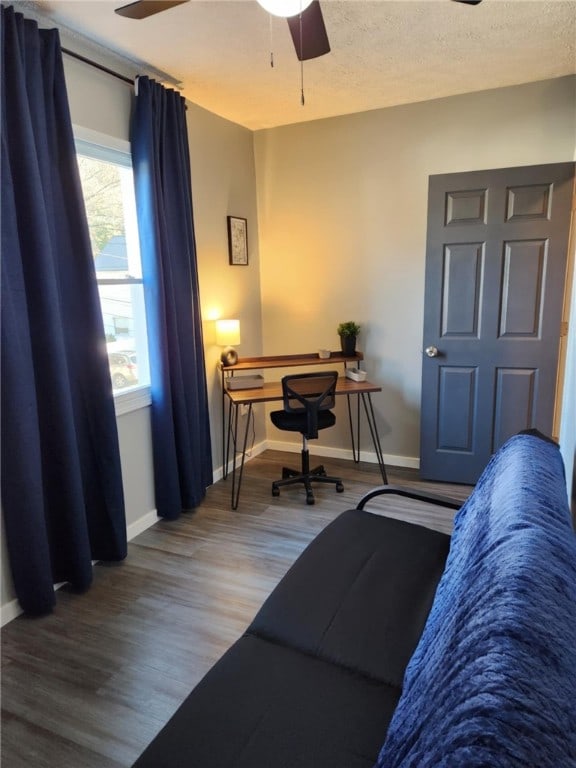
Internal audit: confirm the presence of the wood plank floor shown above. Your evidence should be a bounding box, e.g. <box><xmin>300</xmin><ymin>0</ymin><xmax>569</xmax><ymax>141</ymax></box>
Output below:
<box><xmin>1</xmin><ymin>451</ymin><xmax>472</xmax><ymax>768</ymax></box>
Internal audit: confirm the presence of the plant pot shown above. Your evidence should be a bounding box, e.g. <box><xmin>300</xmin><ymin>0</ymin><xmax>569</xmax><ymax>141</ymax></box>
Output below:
<box><xmin>339</xmin><ymin>334</ymin><xmax>357</xmax><ymax>356</ymax></box>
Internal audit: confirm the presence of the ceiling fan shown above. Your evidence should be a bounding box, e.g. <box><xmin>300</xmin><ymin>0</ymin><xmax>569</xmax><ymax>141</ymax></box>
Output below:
<box><xmin>115</xmin><ymin>0</ymin><xmax>482</xmax><ymax>62</ymax></box>
<box><xmin>115</xmin><ymin>1</ymin><xmax>189</xmax><ymax>21</ymax></box>
<box><xmin>113</xmin><ymin>0</ymin><xmax>329</xmax><ymax>60</ymax></box>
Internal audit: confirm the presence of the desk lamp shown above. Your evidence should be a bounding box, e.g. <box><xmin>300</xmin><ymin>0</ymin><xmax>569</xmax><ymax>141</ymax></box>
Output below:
<box><xmin>257</xmin><ymin>0</ymin><xmax>313</xmax><ymax>15</ymax></box>
<box><xmin>216</xmin><ymin>319</ymin><xmax>241</xmax><ymax>366</ymax></box>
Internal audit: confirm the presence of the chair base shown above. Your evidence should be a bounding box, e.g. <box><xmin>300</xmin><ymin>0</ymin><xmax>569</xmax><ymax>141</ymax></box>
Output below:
<box><xmin>271</xmin><ymin>450</ymin><xmax>344</xmax><ymax>505</ymax></box>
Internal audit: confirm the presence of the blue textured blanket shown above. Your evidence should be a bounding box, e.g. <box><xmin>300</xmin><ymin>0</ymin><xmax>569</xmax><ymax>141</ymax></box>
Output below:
<box><xmin>375</xmin><ymin>434</ymin><xmax>576</xmax><ymax>768</ymax></box>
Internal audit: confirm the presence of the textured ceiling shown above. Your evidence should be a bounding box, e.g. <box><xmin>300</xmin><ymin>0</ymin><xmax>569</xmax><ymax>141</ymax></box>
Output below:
<box><xmin>30</xmin><ymin>0</ymin><xmax>576</xmax><ymax>130</ymax></box>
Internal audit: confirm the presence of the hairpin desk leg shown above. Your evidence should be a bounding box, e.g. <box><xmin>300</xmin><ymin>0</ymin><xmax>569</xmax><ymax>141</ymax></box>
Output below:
<box><xmin>222</xmin><ymin>380</ymin><xmax>227</xmax><ymax>479</ymax></box>
<box><xmin>230</xmin><ymin>403</ymin><xmax>253</xmax><ymax>510</ymax></box>
<box><xmin>361</xmin><ymin>393</ymin><xmax>387</xmax><ymax>484</ymax></box>
<box><xmin>346</xmin><ymin>393</ymin><xmax>361</xmax><ymax>463</ymax></box>
<box><xmin>224</xmin><ymin>397</ymin><xmax>234</xmax><ymax>479</ymax></box>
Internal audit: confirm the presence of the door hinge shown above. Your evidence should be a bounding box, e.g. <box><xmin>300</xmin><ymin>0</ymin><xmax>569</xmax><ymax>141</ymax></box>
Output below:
<box><xmin>560</xmin><ymin>320</ymin><xmax>569</xmax><ymax>338</ymax></box>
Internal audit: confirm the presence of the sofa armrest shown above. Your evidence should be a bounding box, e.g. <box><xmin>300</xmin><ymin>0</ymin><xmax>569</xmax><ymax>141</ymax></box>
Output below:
<box><xmin>356</xmin><ymin>485</ymin><xmax>462</xmax><ymax>512</ymax></box>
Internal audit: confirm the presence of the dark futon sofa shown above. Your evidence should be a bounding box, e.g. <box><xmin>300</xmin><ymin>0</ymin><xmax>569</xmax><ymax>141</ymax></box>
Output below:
<box><xmin>133</xmin><ymin>432</ymin><xmax>576</xmax><ymax>768</ymax></box>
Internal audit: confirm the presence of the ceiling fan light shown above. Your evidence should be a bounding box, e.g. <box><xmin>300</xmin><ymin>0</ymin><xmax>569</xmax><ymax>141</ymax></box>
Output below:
<box><xmin>257</xmin><ymin>0</ymin><xmax>313</xmax><ymax>18</ymax></box>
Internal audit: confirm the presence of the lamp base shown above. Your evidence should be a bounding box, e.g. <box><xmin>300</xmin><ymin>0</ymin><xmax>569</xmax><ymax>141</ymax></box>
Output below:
<box><xmin>220</xmin><ymin>346</ymin><xmax>238</xmax><ymax>366</ymax></box>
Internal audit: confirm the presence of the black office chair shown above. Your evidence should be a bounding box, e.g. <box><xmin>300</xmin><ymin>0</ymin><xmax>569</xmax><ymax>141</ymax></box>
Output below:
<box><xmin>270</xmin><ymin>371</ymin><xmax>344</xmax><ymax>505</ymax></box>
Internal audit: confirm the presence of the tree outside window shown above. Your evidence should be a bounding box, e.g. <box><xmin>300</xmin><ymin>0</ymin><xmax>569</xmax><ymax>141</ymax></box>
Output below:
<box><xmin>76</xmin><ymin>141</ymin><xmax>149</xmax><ymax>393</ymax></box>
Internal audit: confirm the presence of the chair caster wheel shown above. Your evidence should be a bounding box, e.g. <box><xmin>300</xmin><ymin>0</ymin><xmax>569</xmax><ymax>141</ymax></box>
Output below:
<box><xmin>306</xmin><ymin>493</ymin><xmax>315</xmax><ymax>505</ymax></box>
<box><xmin>336</xmin><ymin>482</ymin><xmax>344</xmax><ymax>493</ymax></box>
<box><xmin>272</xmin><ymin>486</ymin><xmax>280</xmax><ymax>497</ymax></box>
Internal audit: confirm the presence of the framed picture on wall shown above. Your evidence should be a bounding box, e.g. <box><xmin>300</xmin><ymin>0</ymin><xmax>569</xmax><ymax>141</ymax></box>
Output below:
<box><xmin>227</xmin><ymin>216</ymin><xmax>248</xmax><ymax>265</ymax></box>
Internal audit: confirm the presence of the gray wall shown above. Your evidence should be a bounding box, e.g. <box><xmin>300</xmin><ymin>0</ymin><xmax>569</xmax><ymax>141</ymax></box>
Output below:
<box><xmin>254</xmin><ymin>77</ymin><xmax>576</xmax><ymax>466</ymax></box>
<box><xmin>2</xmin><ymin>26</ymin><xmax>574</xmax><ymax>620</ymax></box>
<box><xmin>187</xmin><ymin>101</ymin><xmax>265</xmax><ymax>470</ymax></box>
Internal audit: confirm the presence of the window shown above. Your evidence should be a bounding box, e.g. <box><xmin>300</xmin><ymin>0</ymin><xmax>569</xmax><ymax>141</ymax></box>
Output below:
<box><xmin>75</xmin><ymin>133</ymin><xmax>150</xmax><ymax>400</ymax></box>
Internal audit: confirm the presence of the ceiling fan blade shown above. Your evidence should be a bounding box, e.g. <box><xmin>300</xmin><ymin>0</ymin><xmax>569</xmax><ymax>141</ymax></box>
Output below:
<box><xmin>287</xmin><ymin>1</ymin><xmax>330</xmax><ymax>62</ymax></box>
<box><xmin>451</xmin><ymin>0</ymin><xmax>483</xmax><ymax>4</ymax></box>
<box><xmin>115</xmin><ymin>0</ymin><xmax>189</xmax><ymax>20</ymax></box>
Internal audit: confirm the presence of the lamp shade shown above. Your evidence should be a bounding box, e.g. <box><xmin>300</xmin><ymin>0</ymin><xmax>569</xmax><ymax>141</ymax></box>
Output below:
<box><xmin>257</xmin><ymin>0</ymin><xmax>313</xmax><ymax>18</ymax></box>
<box><xmin>215</xmin><ymin>319</ymin><xmax>241</xmax><ymax>347</ymax></box>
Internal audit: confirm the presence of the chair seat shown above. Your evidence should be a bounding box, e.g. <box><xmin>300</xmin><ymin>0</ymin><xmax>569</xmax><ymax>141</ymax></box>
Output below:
<box><xmin>270</xmin><ymin>409</ymin><xmax>336</xmax><ymax>436</ymax></box>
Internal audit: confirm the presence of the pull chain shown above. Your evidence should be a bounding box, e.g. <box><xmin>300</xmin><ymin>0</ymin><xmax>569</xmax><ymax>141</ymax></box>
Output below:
<box><xmin>267</xmin><ymin>5</ymin><xmax>306</xmax><ymax>106</ymax></box>
<box><xmin>269</xmin><ymin>13</ymin><xmax>274</xmax><ymax>67</ymax></box>
<box><xmin>300</xmin><ymin>10</ymin><xmax>305</xmax><ymax>105</ymax></box>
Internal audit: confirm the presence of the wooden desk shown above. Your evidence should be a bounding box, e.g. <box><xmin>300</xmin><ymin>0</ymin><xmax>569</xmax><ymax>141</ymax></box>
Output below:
<box><xmin>221</xmin><ymin>351</ymin><xmax>364</xmax><ymax>373</ymax></box>
<box><xmin>220</xmin><ymin>353</ymin><xmax>387</xmax><ymax>509</ymax></box>
<box><xmin>225</xmin><ymin>377</ymin><xmax>381</xmax><ymax>405</ymax></box>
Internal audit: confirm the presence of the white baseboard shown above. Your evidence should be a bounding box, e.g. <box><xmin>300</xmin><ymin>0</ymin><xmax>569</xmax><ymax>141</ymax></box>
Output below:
<box><xmin>1</xmin><ymin>507</ymin><xmax>160</xmax><ymax>627</ymax></box>
<box><xmin>127</xmin><ymin>509</ymin><xmax>160</xmax><ymax>541</ymax></box>
<box><xmin>266</xmin><ymin>439</ymin><xmax>420</xmax><ymax>470</ymax></box>
<box><xmin>1</xmin><ymin>598</ymin><xmax>23</xmax><ymax>627</ymax></box>
<box><xmin>210</xmin><ymin>437</ymin><xmax>418</xmax><ymax>479</ymax></box>
<box><xmin>212</xmin><ymin>439</ymin><xmax>268</xmax><ymax>483</ymax></box>
<box><xmin>1</xmin><ymin>440</ymin><xmax>416</xmax><ymax>627</ymax></box>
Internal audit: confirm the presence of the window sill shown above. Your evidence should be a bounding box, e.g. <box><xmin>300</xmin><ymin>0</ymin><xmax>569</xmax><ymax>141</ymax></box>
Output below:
<box><xmin>114</xmin><ymin>385</ymin><xmax>151</xmax><ymax>417</ymax></box>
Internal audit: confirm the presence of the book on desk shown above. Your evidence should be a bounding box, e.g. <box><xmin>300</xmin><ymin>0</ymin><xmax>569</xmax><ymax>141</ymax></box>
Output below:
<box><xmin>225</xmin><ymin>374</ymin><xmax>264</xmax><ymax>390</ymax></box>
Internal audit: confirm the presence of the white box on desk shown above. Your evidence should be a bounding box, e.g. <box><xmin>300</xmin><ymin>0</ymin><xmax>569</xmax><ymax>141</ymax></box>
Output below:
<box><xmin>345</xmin><ymin>368</ymin><xmax>367</xmax><ymax>382</ymax></box>
<box><xmin>226</xmin><ymin>374</ymin><xmax>264</xmax><ymax>390</ymax></box>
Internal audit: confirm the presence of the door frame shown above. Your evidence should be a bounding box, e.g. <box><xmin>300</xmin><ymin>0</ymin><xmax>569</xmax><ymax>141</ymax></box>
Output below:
<box><xmin>553</xmin><ymin>178</ymin><xmax>576</xmax><ymax>440</ymax></box>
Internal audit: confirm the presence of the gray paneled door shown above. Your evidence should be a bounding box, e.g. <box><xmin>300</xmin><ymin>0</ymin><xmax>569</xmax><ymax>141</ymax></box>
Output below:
<box><xmin>420</xmin><ymin>163</ymin><xmax>574</xmax><ymax>484</ymax></box>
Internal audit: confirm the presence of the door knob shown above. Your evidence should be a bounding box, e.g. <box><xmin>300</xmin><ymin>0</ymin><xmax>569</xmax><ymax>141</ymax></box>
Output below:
<box><xmin>425</xmin><ymin>346</ymin><xmax>439</xmax><ymax>358</ymax></box>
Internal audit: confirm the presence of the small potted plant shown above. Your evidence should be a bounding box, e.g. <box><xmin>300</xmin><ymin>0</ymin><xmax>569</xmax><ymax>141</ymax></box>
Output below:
<box><xmin>337</xmin><ymin>321</ymin><xmax>361</xmax><ymax>356</ymax></box>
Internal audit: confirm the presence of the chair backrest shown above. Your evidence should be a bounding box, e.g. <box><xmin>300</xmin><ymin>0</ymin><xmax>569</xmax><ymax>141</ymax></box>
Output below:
<box><xmin>281</xmin><ymin>371</ymin><xmax>338</xmax><ymax>439</ymax></box>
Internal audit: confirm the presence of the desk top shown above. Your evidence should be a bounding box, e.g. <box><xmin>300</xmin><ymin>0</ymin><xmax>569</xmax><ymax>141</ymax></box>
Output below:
<box><xmin>220</xmin><ymin>351</ymin><xmax>363</xmax><ymax>373</ymax></box>
<box><xmin>225</xmin><ymin>376</ymin><xmax>381</xmax><ymax>404</ymax></box>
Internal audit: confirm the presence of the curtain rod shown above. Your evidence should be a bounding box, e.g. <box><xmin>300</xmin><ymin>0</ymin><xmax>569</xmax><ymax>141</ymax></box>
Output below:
<box><xmin>62</xmin><ymin>47</ymin><xmax>134</xmax><ymax>86</ymax></box>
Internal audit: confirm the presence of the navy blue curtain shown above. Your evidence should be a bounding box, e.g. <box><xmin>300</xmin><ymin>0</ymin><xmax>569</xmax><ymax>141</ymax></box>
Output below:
<box><xmin>131</xmin><ymin>76</ymin><xmax>212</xmax><ymax>520</ymax></box>
<box><xmin>1</xmin><ymin>6</ymin><xmax>127</xmax><ymax>616</ymax></box>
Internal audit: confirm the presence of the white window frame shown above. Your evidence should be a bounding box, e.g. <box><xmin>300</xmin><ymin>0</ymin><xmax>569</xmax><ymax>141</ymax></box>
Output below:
<box><xmin>74</xmin><ymin>126</ymin><xmax>151</xmax><ymax>416</ymax></box>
